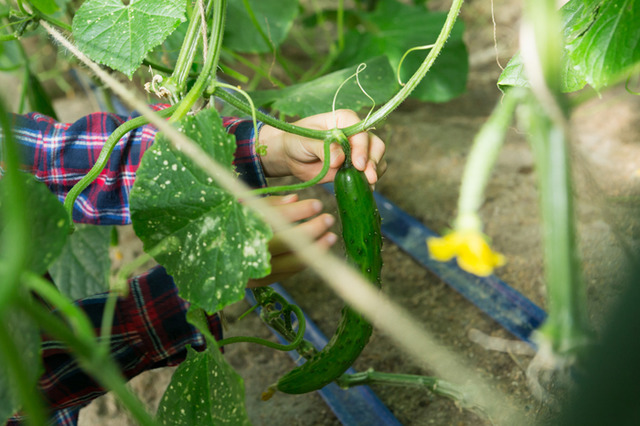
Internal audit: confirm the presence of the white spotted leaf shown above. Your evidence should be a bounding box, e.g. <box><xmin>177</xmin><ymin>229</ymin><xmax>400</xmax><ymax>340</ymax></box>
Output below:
<box><xmin>72</xmin><ymin>0</ymin><xmax>186</xmax><ymax>78</ymax></box>
<box><xmin>130</xmin><ymin>108</ymin><xmax>272</xmax><ymax>313</ymax></box>
<box><xmin>156</xmin><ymin>345</ymin><xmax>250</xmax><ymax>425</ymax></box>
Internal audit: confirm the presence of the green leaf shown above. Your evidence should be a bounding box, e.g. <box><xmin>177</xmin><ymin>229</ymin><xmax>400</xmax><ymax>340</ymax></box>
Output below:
<box><xmin>156</xmin><ymin>345</ymin><xmax>251</xmax><ymax>425</ymax></box>
<box><xmin>0</xmin><ymin>174</ymin><xmax>69</xmax><ymax>275</ymax></box>
<box><xmin>334</xmin><ymin>1</ymin><xmax>468</xmax><ymax>103</ymax></box>
<box><xmin>48</xmin><ymin>225</ymin><xmax>111</xmax><ymax>300</ymax></box>
<box><xmin>250</xmin><ymin>56</ymin><xmax>398</xmax><ymax>117</ymax></box>
<box><xmin>29</xmin><ymin>0</ymin><xmax>59</xmax><ymax>14</ymax></box>
<box><xmin>565</xmin><ymin>0</ymin><xmax>640</xmax><ymax>90</ymax></box>
<box><xmin>0</xmin><ymin>303</ymin><xmax>41</xmax><ymax>422</ymax></box>
<box><xmin>130</xmin><ymin>108</ymin><xmax>272</xmax><ymax>313</ymax></box>
<box><xmin>224</xmin><ymin>0</ymin><xmax>298</xmax><ymax>53</ymax></box>
<box><xmin>72</xmin><ymin>0</ymin><xmax>186</xmax><ymax>78</ymax></box>
<box><xmin>499</xmin><ymin>0</ymin><xmax>640</xmax><ymax>92</ymax></box>
<box><xmin>26</xmin><ymin>69</ymin><xmax>58</xmax><ymax>120</ymax></box>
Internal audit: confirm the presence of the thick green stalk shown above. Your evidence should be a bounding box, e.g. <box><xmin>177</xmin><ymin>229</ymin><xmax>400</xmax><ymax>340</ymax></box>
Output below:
<box><xmin>0</xmin><ymin>99</ymin><xmax>28</xmax><ymax>311</ymax></box>
<box><xmin>165</xmin><ymin>0</ymin><xmax>211</xmax><ymax>97</ymax></box>
<box><xmin>171</xmin><ymin>0</ymin><xmax>226</xmax><ymax>122</ymax></box>
<box><xmin>521</xmin><ymin>0</ymin><xmax>590</xmax><ymax>353</ymax></box>
<box><xmin>521</xmin><ymin>98</ymin><xmax>590</xmax><ymax>354</ymax></box>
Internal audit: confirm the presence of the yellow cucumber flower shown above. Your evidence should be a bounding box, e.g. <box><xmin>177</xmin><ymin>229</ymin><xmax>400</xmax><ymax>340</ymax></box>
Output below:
<box><xmin>427</xmin><ymin>229</ymin><xmax>505</xmax><ymax>277</ymax></box>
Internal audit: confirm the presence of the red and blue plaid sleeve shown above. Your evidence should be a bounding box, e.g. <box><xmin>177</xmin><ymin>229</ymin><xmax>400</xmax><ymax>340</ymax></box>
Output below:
<box><xmin>6</xmin><ymin>266</ymin><xmax>222</xmax><ymax>426</ymax></box>
<box><xmin>6</xmin><ymin>106</ymin><xmax>266</xmax><ymax>225</ymax></box>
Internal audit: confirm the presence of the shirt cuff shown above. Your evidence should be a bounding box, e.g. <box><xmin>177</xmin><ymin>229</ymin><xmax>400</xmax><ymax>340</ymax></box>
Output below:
<box><xmin>223</xmin><ymin>117</ymin><xmax>268</xmax><ymax>189</ymax></box>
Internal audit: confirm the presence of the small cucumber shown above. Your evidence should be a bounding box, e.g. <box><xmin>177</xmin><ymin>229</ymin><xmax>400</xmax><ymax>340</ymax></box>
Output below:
<box><xmin>275</xmin><ymin>160</ymin><xmax>382</xmax><ymax>395</ymax></box>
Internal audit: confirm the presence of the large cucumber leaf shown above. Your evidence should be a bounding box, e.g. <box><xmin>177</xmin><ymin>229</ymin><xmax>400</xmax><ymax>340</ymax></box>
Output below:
<box><xmin>48</xmin><ymin>225</ymin><xmax>111</xmax><ymax>300</ymax></box>
<box><xmin>334</xmin><ymin>1</ymin><xmax>468</xmax><ymax>103</ymax></box>
<box><xmin>499</xmin><ymin>0</ymin><xmax>640</xmax><ymax>92</ymax></box>
<box><xmin>249</xmin><ymin>56</ymin><xmax>397</xmax><ymax>117</ymax></box>
<box><xmin>72</xmin><ymin>0</ymin><xmax>186</xmax><ymax>78</ymax></box>
<box><xmin>156</xmin><ymin>345</ymin><xmax>250</xmax><ymax>425</ymax></box>
<box><xmin>130</xmin><ymin>108</ymin><xmax>271</xmax><ymax>313</ymax></box>
<box><xmin>224</xmin><ymin>0</ymin><xmax>298</xmax><ymax>53</ymax></box>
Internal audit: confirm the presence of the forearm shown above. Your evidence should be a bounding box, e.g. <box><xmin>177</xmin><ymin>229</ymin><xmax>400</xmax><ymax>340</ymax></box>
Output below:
<box><xmin>2</xmin><ymin>108</ymin><xmax>267</xmax><ymax>225</ymax></box>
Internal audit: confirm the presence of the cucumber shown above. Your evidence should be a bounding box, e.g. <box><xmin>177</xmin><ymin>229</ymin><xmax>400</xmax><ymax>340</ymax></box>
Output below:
<box><xmin>275</xmin><ymin>159</ymin><xmax>382</xmax><ymax>395</ymax></box>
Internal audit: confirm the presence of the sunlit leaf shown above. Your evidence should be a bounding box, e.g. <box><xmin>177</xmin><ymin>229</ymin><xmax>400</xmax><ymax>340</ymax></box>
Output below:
<box><xmin>564</xmin><ymin>0</ymin><xmax>640</xmax><ymax>90</ymax></box>
<box><xmin>156</xmin><ymin>345</ymin><xmax>250</xmax><ymax>425</ymax></box>
<box><xmin>334</xmin><ymin>1</ymin><xmax>468</xmax><ymax>103</ymax></box>
<box><xmin>499</xmin><ymin>0</ymin><xmax>640</xmax><ymax>92</ymax></box>
<box><xmin>72</xmin><ymin>0</ymin><xmax>186</xmax><ymax>77</ymax></box>
<box><xmin>250</xmin><ymin>56</ymin><xmax>397</xmax><ymax>117</ymax></box>
<box><xmin>130</xmin><ymin>108</ymin><xmax>272</xmax><ymax>313</ymax></box>
<box><xmin>48</xmin><ymin>225</ymin><xmax>111</xmax><ymax>300</ymax></box>
<box><xmin>224</xmin><ymin>0</ymin><xmax>298</xmax><ymax>53</ymax></box>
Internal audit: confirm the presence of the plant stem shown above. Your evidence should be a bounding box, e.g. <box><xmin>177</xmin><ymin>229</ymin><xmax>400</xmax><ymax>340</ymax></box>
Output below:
<box><xmin>249</xmin><ymin>136</ymin><xmax>334</xmax><ymax>195</ymax></box>
<box><xmin>217</xmin><ymin>304</ymin><xmax>306</xmax><ymax>351</ymax></box>
<box><xmin>336</xmin><ymin>370</ymin><xmax>486</xmax><ymax>417</ymax></box>
<box><xmin>0</xmin><ymin>318</ymin><xmax>48</xmax><ymax>426</ymax></box>
<box><xmin>520</xmin><ymin>0</ymin><xmax>590</xmax><ymax>354</ymax></box>
<box><xmin>455</xmin><ymin>90</ymin><xmax>519</xmax><ymax>230</ymax></box>
<box><xmin>166</xmin><ymin>0</ymin><xmax>210</xmax><ymax>97</ymax></box>
<box><xmin>0</xmin><ymin>99</ymin><xmax>28</xmax><ymax>311</ymax></box>
<box><xmin>170</xmin><ymin>0</ymin><xmax>226</xmax><ymax>122</ymax></box>
<box><xmin>63</xmin><ymin>106</ymin><xmax>178</xmax><ymax>228</ymax></box>
<box><xmin>213</xmin><ymin>87</ymin><xmax>329</xmax><ymax>139</ymax></box>
<box><xmin>22</xmin><ymin>272</ymin><xmax>97</xmax><ymax>343</ymax></box>
<box><xmin>17</xmin><ymin>290</ymin><xmax>158</xmax><ymax>426</ymax></box>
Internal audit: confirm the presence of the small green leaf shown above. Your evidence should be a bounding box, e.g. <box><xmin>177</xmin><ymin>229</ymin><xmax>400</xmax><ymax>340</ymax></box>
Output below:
<box><xmin>224</xmin><ymin>0</ymin><xmax>298</xmax><ymax>53</ymax></box>
<box><xmin>72</xmin><ymin>0</ymin><xmax>186</xmax><ymax>77</ymax></box>
<box><xmin>334</xmin><ymin>1</ymin><xmax>468</xmax><ymax>103</ymax></box>
<box><xmin>250</xmin><ymin>56</ymin><xmax>398</xmax><ymax>117</ymax></box>
<box><xmin>0</xmin><ymin>303</ymin><xmax>41</xmax><ymax>422</ymax></box>
<box><xmin>0</xmin><ymin>174</ymin><xmax>69</xmax><ymax>274</ymax></box>
<box><xmin>156</xmin><ymin>345</ymin><xmax>251</xmax><ymax>425</ymax></box>
<box><xmin>26</xmin><ymin>69</ymin><xmax>58</xmax><ymax>120</ymax></box>
<box><xmin>48</xmin><ymin>225</ymin><xmax>111</xmax><ymax>300</ymax></box>
<box><xmin>29</xmin><ymin>0</ymin><xmax>59</xmax><ymax>14</ymax></box>
<box><xmin>130</xmin><ymin>108</ymin><xmax>272</xmax><ymax>313</ymax></box>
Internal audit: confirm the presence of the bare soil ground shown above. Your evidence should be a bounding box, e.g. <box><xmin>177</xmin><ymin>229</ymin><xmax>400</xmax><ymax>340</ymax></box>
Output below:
<box><xmin>33</xmin><ymin>0</ymin><xmax>639</xmax><ymax>424</ymax></box>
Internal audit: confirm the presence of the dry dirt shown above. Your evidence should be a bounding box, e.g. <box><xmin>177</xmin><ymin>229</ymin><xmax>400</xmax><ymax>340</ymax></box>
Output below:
<box><xmin>30</xmin><ymin>0</ymin><xmax>640</xmax><ymax>424</ymax></box>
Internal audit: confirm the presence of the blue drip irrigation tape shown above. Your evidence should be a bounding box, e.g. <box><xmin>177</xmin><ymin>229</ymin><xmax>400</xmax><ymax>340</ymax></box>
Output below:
<box><xmin>370</xmin><ymin>187</ymin><xmax>548</xmax><ymax>346</ymax></box>
<box><xmin>245</xmin><ymin>285</ymin><xmax>402</xmax><ymax>426</ymax></box>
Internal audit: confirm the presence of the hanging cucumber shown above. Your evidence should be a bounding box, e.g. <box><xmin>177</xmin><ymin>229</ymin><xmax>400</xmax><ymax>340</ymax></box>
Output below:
<box><xmin>274</xmin><ymin>133</ymin><xmax>382</xmax><ymax>395</ymax></box>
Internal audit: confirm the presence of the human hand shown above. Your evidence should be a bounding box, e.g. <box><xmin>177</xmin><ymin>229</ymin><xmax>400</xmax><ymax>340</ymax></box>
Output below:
<box><xmin>247</xmin><ymin>194</ymin><xmax>337</xmax><ymax>288</ymax></box>
<box><xmin>257</xmin><ymin>110</ymin><xmax>387</xmax><ymax>185</ymax></box>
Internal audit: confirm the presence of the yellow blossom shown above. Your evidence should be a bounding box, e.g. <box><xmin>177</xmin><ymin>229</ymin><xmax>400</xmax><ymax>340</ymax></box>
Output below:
<box><xmin>427</xmin><ymin>230</ymin><xmax>505</xmax><ymax>277</ymax></box>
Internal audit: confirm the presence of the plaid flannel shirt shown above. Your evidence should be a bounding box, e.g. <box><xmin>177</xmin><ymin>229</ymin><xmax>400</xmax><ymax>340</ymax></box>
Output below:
<box><xmin>3</xmin><ymin>105</ymin><xmax>266</xmax><ymax>425</ymax></box>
